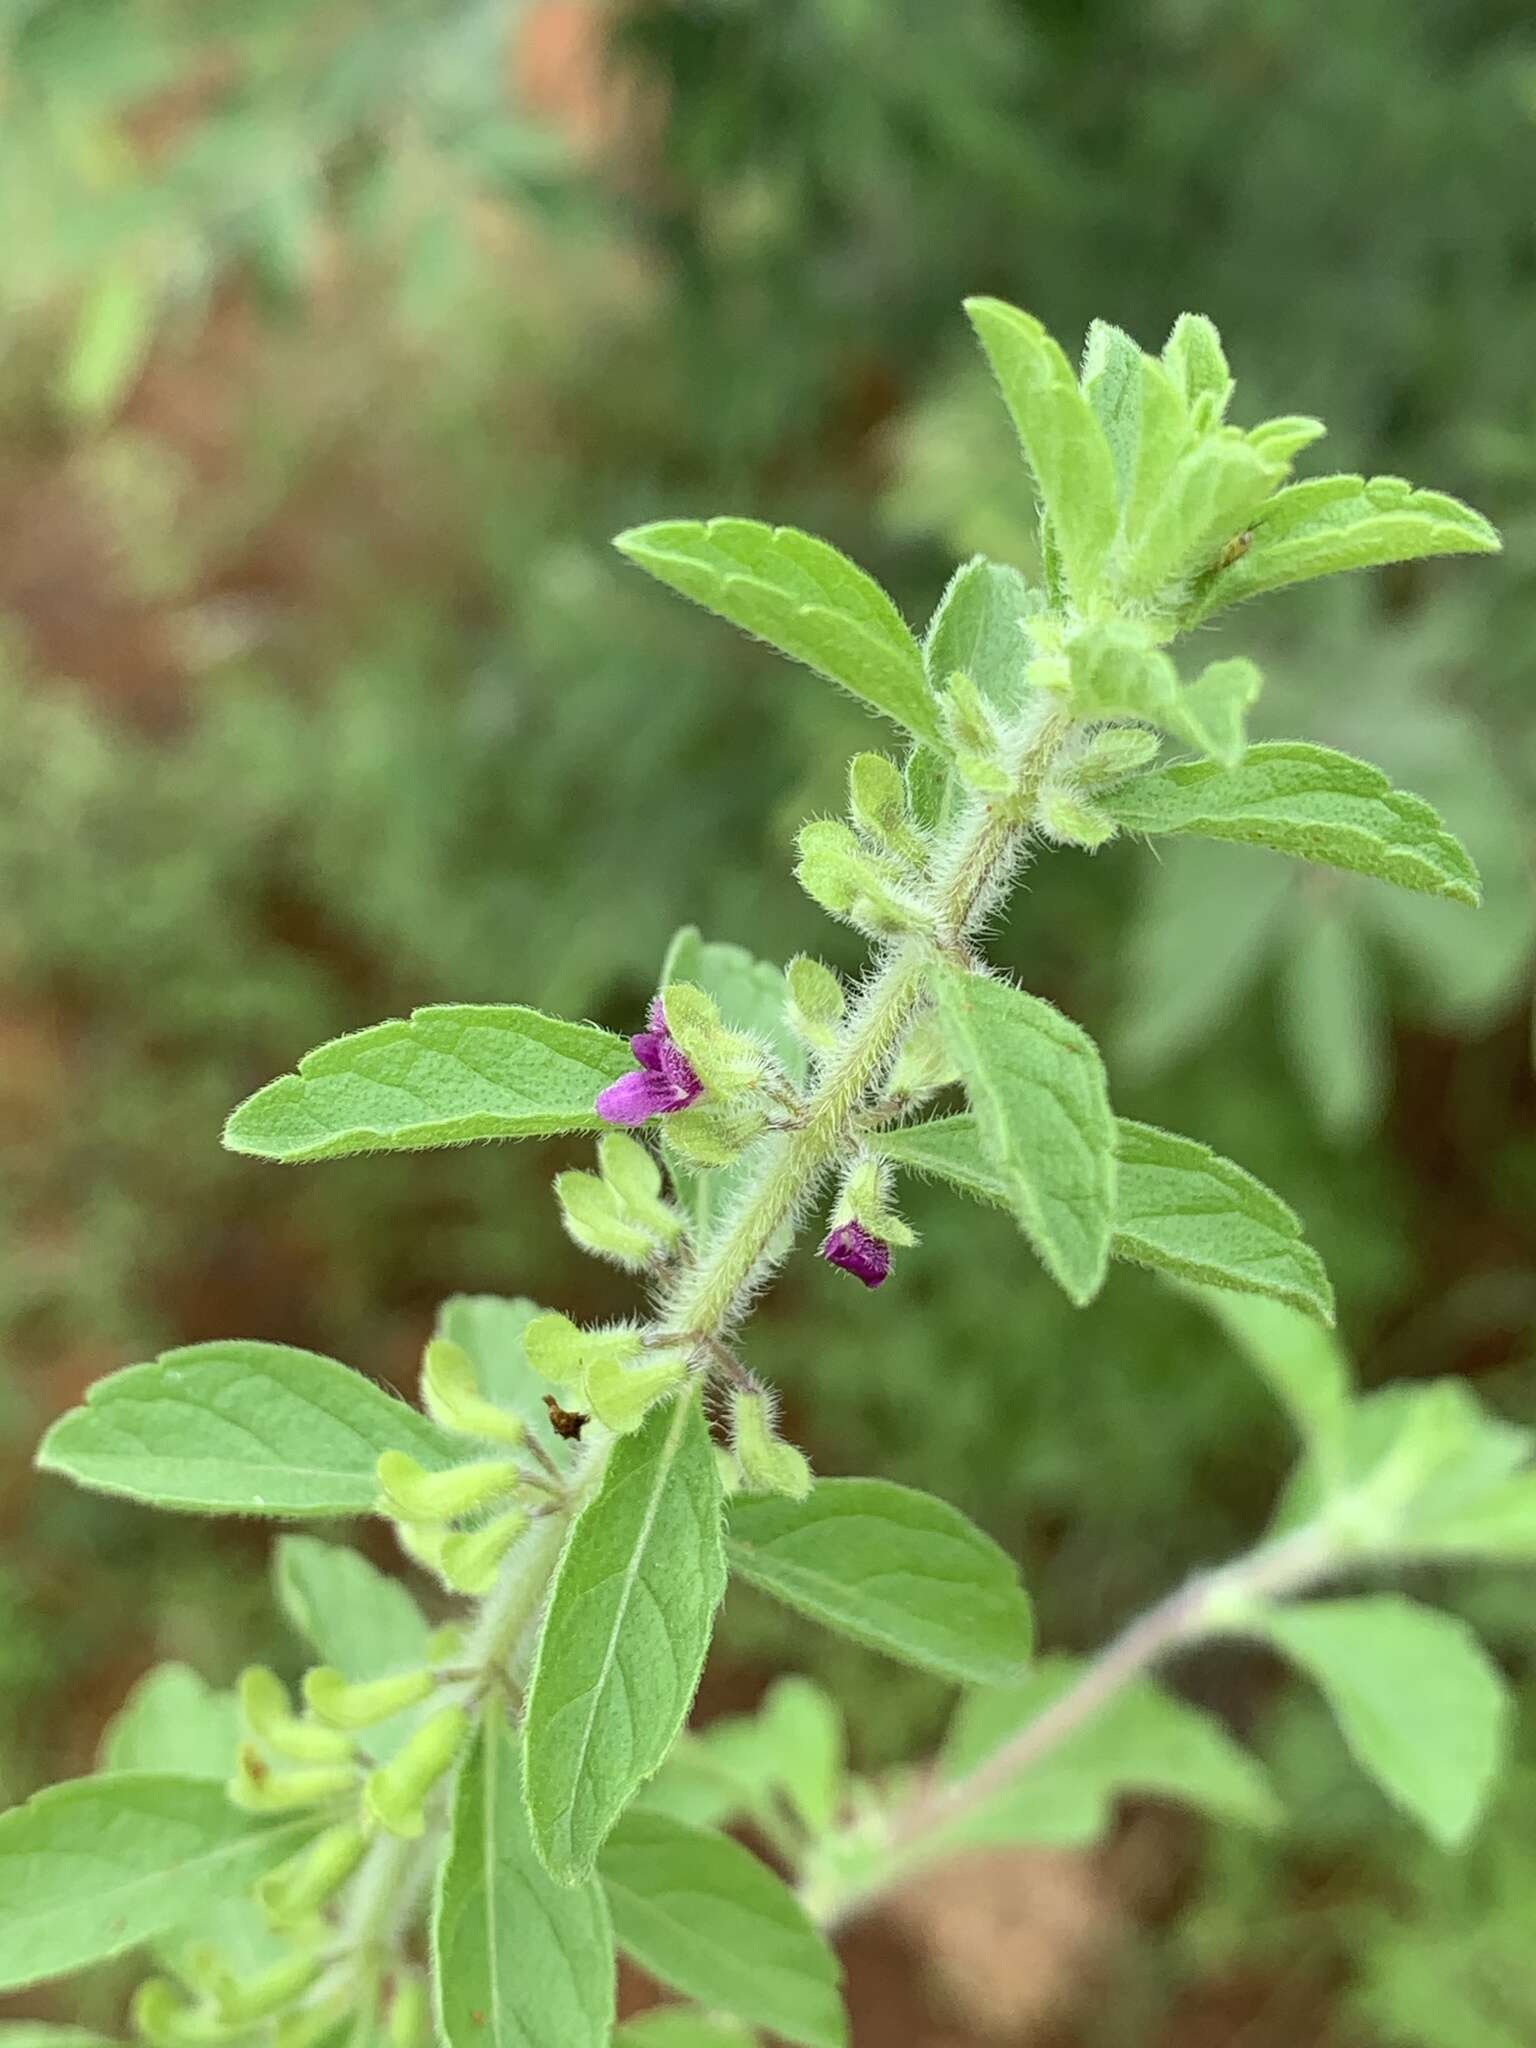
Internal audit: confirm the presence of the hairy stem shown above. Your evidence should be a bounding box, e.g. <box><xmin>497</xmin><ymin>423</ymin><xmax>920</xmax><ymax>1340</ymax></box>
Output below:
<box><xmin>807</xmin><ymin>1522</ymin><xmax>1333</xmax><ymax>1931</ymax></box>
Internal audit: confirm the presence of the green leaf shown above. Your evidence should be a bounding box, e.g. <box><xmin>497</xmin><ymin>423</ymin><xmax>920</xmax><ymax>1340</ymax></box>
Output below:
<box><xmin>759</xmin><ymin>1677</ymin><xmax>844</xmax><ymax>1836</ymax></box>
<box><xmin>1195</xmin><ymin>1292</ymin><xmax>1354</xmax><ymax>1468</ymax></box>
<box><xmin>434</xmin><ymin>1710</ymin><xmax>614</xmax><ymax>2048</ymax></box>
<box><xmin>1403</xmin><ymin>1474</ymin><xmax>1536</xmax><ymax>1562</ymax></box>
<box><xmin>1113</xmin><ymin>1119</ymin><xmax>1333</xmax><ymax>1321</ymax></box>
<box><xmin>931</xmin><ymin>963</ymin><xmax>1116</xmax><ymax>1305</ymax></box>
<box><xmin>941</xmin><ymin>1657</ymin><xmax>1279</xmax><ymax>1847</ymax></box>
<box><xmin>0</xmin><ymin>2030</ymin><xmax>119</xmax><ymax>2048</ymax></box>
<box><xmin>1124</xmin><ymin>433</ymin><xmax>1281</xmax><ymax>600</ymax></box>
<box><xmin>923</xmin><ymin>556</ymin><xmax>1036</xmax><ymax>713</ymax></box>
<box><xmin>223</xmin><ymin>1005</ymin><xmax>634</xmax><ymax>1163</ymax></box>
<box><xmin>1063</xmin><ymin>625</ymin><xmax>1257</xmax><ymax>768</ymax></box>
<box><xmin>1250</xmin><ymin>1598</ymin><xmax>1509</xmax><ymax>1847</ymax></box>
<box><xmin>726</xmin><ymin>1478</ymin><xmax>1032</xmax><ymax>1685</ymax></box>
<box><xmin>1161</xmin><ymin>313</ymin><xmax>1233</xmax><ymax>418</ymax></box>
<box><xmin>614</xmin><ymin>519</ymin><xmax>937</xmax><ymax>743</ymax></box>
<box><xmin>963</xmin><ymin>298</ymin><xmax>1118</xmax><ymax>605</ymax></box>
<box><xmin>601</xmin><ymin>1812</ymin><xmax>845</xmax><ymax>2048</ymax></box>
<box><xmin>877</xmin><ymin>1113</ymin><xmax>1332</xmax><ymax>1321</ymax></box>
<box><xmin>614</xmin><ymin>2016</ymin><xmax>755</xmax><ymax>2048</ymax></box>
<box><xmin>1190</xmin><ymin>472</ymin><xmax>1500</xmax><ymax>623</ymax></box>
<box><xmin>0</xmin><ymin>1776</ymin><xmax>314</xmax><ymax>1992</ymax></box>
<box><xmin>523</xmin><ymin>1395</ymin><xmax>726</xmax><ymax>1883</ymax></box>
<box><xmin>1102</xmin><ymin>742</ymin><xmax>1481</xmax><ymax>906</ymax></box>
<box><xmin>436</xmin><ymin>1293</ymin><xmax>576</xmax><ymax>1473</ymax></box>
<box><xmin>36</xmin><ymin>1341</ymin><xmax>458</xmax><ymax>1517</ymax></box>
<box><xmin>1279</xmin><ymin>905</ymin><xmax>1387</xmax><ymax>1141</ymax></box>
<box><xmin>273</xmin><ymin>1535</ymin><xmax>433</xmax><ymax>1760</ymax></box>
<box><xmin>1079</xmin><ymin>320</ymin><xmax>1148</xmax><ymax>505</ymax></box>
<box><xmin>58</xmin><ymin>264</ymin><xmax>155</xmax><ymax>422</ymax></box>
<box><xmin>99</xmin><ymin>1663</ymin><xmax>239</xmax><ymax>1779</ymax></box>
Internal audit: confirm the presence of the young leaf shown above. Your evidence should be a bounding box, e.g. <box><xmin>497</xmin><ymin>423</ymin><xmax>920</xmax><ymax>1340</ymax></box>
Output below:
<box><xmin>523</xmin><ymin>1395</ymin><xmax>726</xmax><ymax>1883</ymax></box>
<box><xmin>601</xmin><ymin>1811</ymin><xmax>845</xmax><ymax>2048</ymax></box>
<box><xmin>435</xmin><ymin>1710</ymin><xmax>615</xmax><ymax>2048</ymax></box>
<box><xmin>1101</xmin><ymin>742</ymin><xmax>1481</xmax><ymax>906</ymax></box>
<box><xmin>931</xmin><ymin>963</ymin><xmax>1117</xmax><ymax>1305</ymax></box>
<box><xmin>99</xmin><ymin>1664</ymin><xmax>239</xmax><ymax>1779</ymax></box>
<box><xmin>1249</xmin><ymin>1597</ymin><xmax>1508</xmax><ymax>1848</ymax></box>
<box><xmin>941</xmin><ymin>1656</ymin><xmax>1279</xmax><ymax>1847</ymax></box>
<box><xmin>1194</xmin><ymin>1291</ymin><xmax>1354</xmax><ymax>1468</ymax></box>
<box><xmin>1189</xmin><ymin>473</ymin><xmax>1500</xmax><ymax>623</ymax></box>
<box><xmin>37</xmin><ymin>1340</ymin><xmax>458</xmax><ymax>1516</ymax></box>
<box><xmin>726</xmin><ymin>1478</ymin><xmax>1033</xmax><ymax>1685</ymax></box>
<box><xmin>436</xmin><ymin>1293</ymin><xmax>576</xmax><ymax>1471</ymax></box>
<box><xmin>1162</xmin><ymin>312</ymin><xmax>1233</xmax><ymax>418</ymax></box>
<box><xmin>1123</xmin><ymin>434</ymin><xmax>1281</xmax><ymax>600</ymax></box>
<box><xmin>760</xmin><ymin>1676</ymin><xmax>845</xmax><ymax>1836</ymax></box>
<box><xmin>223</xmin><ymin>1005</ymin><xmax>634</xmax><ymax>1163</ymax></box>
<box><xmin>923</xmin><ymin>556</ymin><xmax>1035</xmax><ymax>713</ymax></box>
<box><xmin>963</xmin><ymin>298</ymin><xmax>1118</xmax><ymax>605</ymax></box>
<box><xmin>0</xmin><ymin>1776</ymin><xmax>314</xmax><ymax>1991</ymax></box>
<box><xmin>1079</xmin><ymin>320</ymin><xmax>1147</xmax><ymax>505</ymax></box>
<box><xmin>614</xmin><ymin>519</ymin><xmax>938</xmax><ymax>743</ymax></box>
<box><xmin>274</xmin><ymin>1535</ymin><xmax>433</xmax><ymax>1759</ymax></box>
<box><xmin>1063</xmin><ymin>625</ymin><xmax>1256</xmax><ymax>768</ymax></box>
<box><xmin>877</xmin><ymin>1113</ymin><xmax>1332</xmax><ymax>1321</ymax></box>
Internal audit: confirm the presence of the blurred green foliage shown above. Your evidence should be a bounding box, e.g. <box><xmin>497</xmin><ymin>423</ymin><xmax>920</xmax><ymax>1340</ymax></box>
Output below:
<box><xmin>2</xmin><ymin>0</ymin><xmax>1534</xmax><ymax>2039</ymax></box>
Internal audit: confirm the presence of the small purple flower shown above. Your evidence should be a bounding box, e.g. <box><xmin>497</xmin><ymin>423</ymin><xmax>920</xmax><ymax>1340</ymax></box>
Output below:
<box><xmin>596</xmin><ymin>996</ymin><xmax>704</xmax><ymax>1127</ymax></box>
<box><xmin>819</xmin><ymin>1219</ymin><xmax>891</xmax><ymax>1289</ymax></box>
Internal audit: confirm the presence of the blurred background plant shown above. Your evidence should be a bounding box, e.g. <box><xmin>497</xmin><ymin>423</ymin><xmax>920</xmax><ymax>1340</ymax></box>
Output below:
<box><xmin>1</xmin><ymin>1</ymin><xmax>1533</xmax><ymax>2041</ymax></box>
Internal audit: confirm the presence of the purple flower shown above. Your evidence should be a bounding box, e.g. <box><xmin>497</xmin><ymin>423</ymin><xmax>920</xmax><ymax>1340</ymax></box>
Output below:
<box><xmin>819</xmin><ymin>1219</ymin><xmax>891</xmax><ymax>1289</ymax></box>
<box><xmin>596</xmin><ymin>997</ymin><xmax>703</xmax><ymax>1127</ymax></box>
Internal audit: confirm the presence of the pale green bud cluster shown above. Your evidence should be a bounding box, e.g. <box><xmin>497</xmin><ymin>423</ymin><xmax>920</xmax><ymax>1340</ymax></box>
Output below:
<box><xmin>729</xmin><ymin>1384</ymin><xmax>812</xmax><ymax>1500</ymax></box>
<box><xmin>785</xmin><ymin>953</ymin><xmax>846</xmax><ymax>1053</ymax></box>
<box><xmin>936</xmin><ymin>671</ymin><xmax>1013</xmax><ymax>796</ymax></box>
<box><xmin>524</xmin><ymin>1311</ymin><xmax>688</xmax><ymax>1435</ymax></box>
<box><xmin>795</xmin><ymin>750</ymin><xmax>938</xmax><ymax>938</ymax></box>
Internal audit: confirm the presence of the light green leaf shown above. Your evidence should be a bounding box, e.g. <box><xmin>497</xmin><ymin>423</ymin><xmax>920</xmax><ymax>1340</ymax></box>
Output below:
<box><xmin>1161</xmin><ymin>313</ymin><xmax>1233</xmax><ymax>418</ymax></box>
<box><xmin>1102</xmin><ymin>742</ymin><xmax>1481</xmax><ymax>906</ymax></box>
<box><xmin>1406</xmin><ymin>1474</ymin><xmax>1536</xmax><ymax>1562</ymax></box>
<box><xmin>1124</xmin><ymin>433</ymin><xmax>1280</xmax><ymax>600</ymax></box>
<box><xmin>923</xmin><ymin>556</ymin><xmax>1036</xmax><ymax>713</ymax></box>
<box><xmin>941</xmin><ymin>1657</ymin><xmax>1279</xmax><ymax>1847</ymax></box>
<box><xmin>931</xmin><ymin>963</ymin><xmax>1116</xmax><ymax>1305</ymax></box>
<box><xmin>726</xmin><ymin>1478</ymin><xmax>1032</xmax><ymax>1685</ymax></box>
<box><xmin>523</xmin><ymin>1395</ymin><xmax>726</xmax><ymax>1883</ymax></box>
<box><xmin>1280</xmin><ymin>906</ymin><xmax>1387</xmax><ymax>1141</ymax></box>
<box><xmin>759</xmin><ymin>1677</ymin><xmax>845</xmax><ymax>1836</ymax></box>
<box><xmin>59</xmin><ymin>265</ymin><xmax>155</xmax><ymax>422</ymax></box>
<box><xmin>223</xmin><ymin>1005</ymin><xmax>634</xmax><ymax>1163</ymax></box>
<box><xmin>877</xmin><ymin>1113</ymin><xmax>1332</xmax><ymax>1321</ymax></box>
<box><xmin>963</xmin><ymin>298</ymin><xmax>1118</xmax><ymax>605</ymax></box>
<box><xmin>1250</xmin><ymin>1598</ymin><xmax>1509</xmax><ymax>1847</ymax></box>
<box><xmin>274</xmin><ymin>1535</ymin><xmax>433</xmax><ymax>1761</ymax></box>
<box><xmin>0</xmin><ymin>1776</ymin><xmax>314</xmax><ymax>1992</ymax></box>
<box><xmin>36</xmin><ymin>1341</ymin><xmax>458</xmax><ymax>1517</ymax></box>
<box><xmin>614</xmin><ymin>520</ymin><xmax>937</xmax><ymax>743</ymax></box>
<box><xmin>1063</xmin><ymin>625</ymin><xmax>1256</xmax><ymax>767</ymax></box>
<box><xmin>1190</xmin><ymin>473</ymin><xmax>1500</xmax><ymax>622</ymax></box>
<box><xmin>434</xmin><ymin>1710</ymin><xmax>614</xmax><ymax>2048</ymax></box>
<box><xmin>1195</xmin><ymin>1291</ymin><xmax>1354</xmax><ymax>1467</ymax></box>
<box><xmin>1079</xmin><ymin>320</ymin><xmax>1147</xmax><ymax>505</ymax></box>
<box><xmin>435</xmin><ymin>1293</ymin><xmax>575</xmax><ymax>1472</ymax></box>
<box><xmin>99</xmin><ymin>1663</ymin><xmax>239</xmax><ymax>1779</ymax></box>
<box><xmin>601</xmin><ymin>1811</ymin><xmax>845</xmax><ymax>2048</ymax></box>
<box><xmin>614</xmin><ymin>2015</ymin><xmax>755</xmax><ymax>2048</ymax></box>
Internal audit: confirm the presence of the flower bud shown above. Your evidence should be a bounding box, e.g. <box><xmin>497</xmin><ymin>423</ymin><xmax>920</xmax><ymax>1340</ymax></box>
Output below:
<box><xmin>302</xmin><ymin>1663</ymin><xmax>436</xmax><ymax>1731</ymax></box>
<box><xmin>227</xmin><ymin>1743</ymin><xmax>356</xmax><ymax>1815</ymax></box>
<box><xmin>394</xmin><ymin>1518</ymin><xmax>448</xmax><ymax>1580</ymax></box>
<box><xmin>938</xmin><ymin>673</ymin><xmax>1012</xmax><ymax>795</ymax></box>
<box><xmin>275</xmin><ymin>1994</ymin><xmax>355</xmax><ymax>2048</ymax></box>
<box><xmin>211</xmin><ymin>1951</ymin><xmax>323</xmax><ymax>2026</ymax></box>
<box><xmin>554</xmin><ymin>1170</ymin><xmax>655</xmax><ymax>1269</ymax></box>
<box><xmin>731</xmin><ymin>1388</ymin><xmax>813</xmax><ymax>1499</ymax></box>
<box><xmin>131</xmin><ymin>1978</ymin><xmax>232</xmax><ymax>2047</ymax></box>
<box><xmin>886</xmin><ymin>1011</ymin><xmax>958</xmax><ymax>1098</ymax></box>
<box><xmin>364</xmin><ymin>1705</ymin><xmax>468</xmax><ymax>1838</ymax></box>
<box><xmin>663</xmin><ymin>1098</ymin><xmax>770</xmax><ymax>1168</ymax></box>
<box><xmin>256</xmin><ymin>1819</ymin><xmax>369</xmax><ymax>1928</ymax></box>
<box><xmin>785</xmin><ymin>955</ymin><xmax>845</xmax><ymax>1052</ymax></box>
<box><xmin>1071</xmin><ymin>725</ymin><xmax>1160</xmax><ymax>788</ymax></box>
<box><xmin>659</xmin><ymin>982</ymin><xmax>766</xmax><ymax>1096</ymax></box>
<box><xmin>522</xmin><ymin>1310</ymin><xmax>588</xmax><ymax>1387</ymax></box>
<box><xmin>795</xmin><ymin>822</ymin><xmax>930</xmax><ymax>936</ymax></box>
<box><xmin>238</xmin><ymin>1667</ymin><xmax>355</xmax><ymax>1766</ymax></box>
<box><xmin>583</xmin><ymin>1352</ymin><xmax>688</xmax><ymax>1436</ymax></box>
<box><xmin>421</xmin><ymin>1338</ymin><xmax>525</xmax><ymax>1446</ymax></box>
<box><xmin>837</xmin><ymin>1158</ymin><xmax>917</xmax><ymax>1247</ymax></box>
<box><xmin>375</xmin><ymin>1451</ymin><xmax>524</xmax><ymax>1524</ymax></box>
<box><xmin>439</xmin><ymin>1507</ymin><xmax>529</xmax><ymax>1595</ymax></box>
<box><xmin>386</xmin><ymin>1973</ymin><xmax>430</xmax><ymax>2048</ymax></box>
<box><xmin>848</xmin><ymin>752</ymin><xmax>927</xmax><ymax>867</ymax></box>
